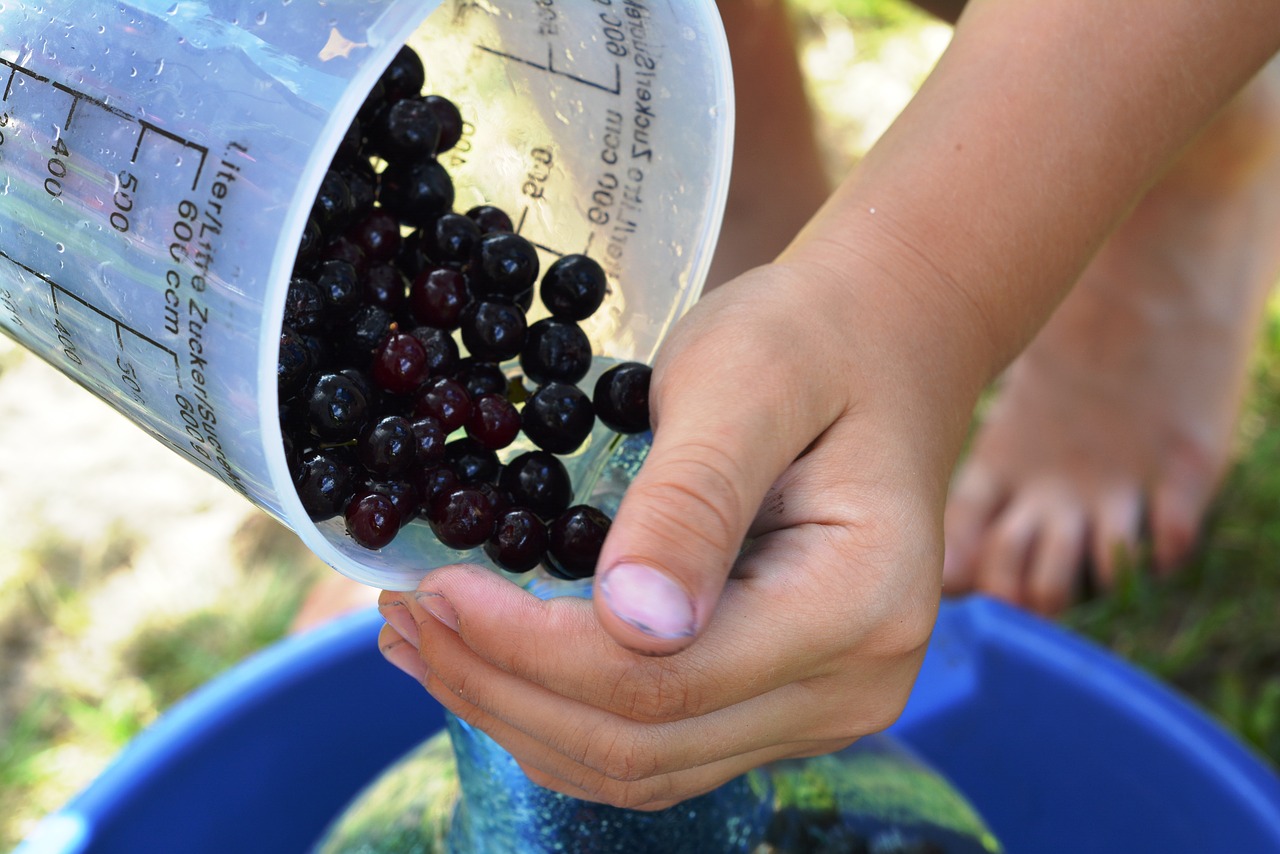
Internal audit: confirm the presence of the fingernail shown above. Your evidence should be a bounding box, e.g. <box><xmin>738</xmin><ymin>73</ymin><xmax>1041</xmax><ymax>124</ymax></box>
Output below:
<box><xmin>415</xmin><ymin>591</ymin><xmax>459</xmax><ymax>632</ymax></box>
<box><xmin>600</xmin><ymin>563</ymin><xmax>695</xmax><ymax>639</ymax></box>
<box><xmin>378</xmin><ymin>601</ymin><xmax>420</xmax><ymax>650</ymax></box>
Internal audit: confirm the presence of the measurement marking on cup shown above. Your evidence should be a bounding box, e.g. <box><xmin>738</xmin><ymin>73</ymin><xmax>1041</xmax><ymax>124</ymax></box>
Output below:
<box><xmin>132</xmin><ymin>123</ymin><xmax>208</xmax><ymax>191</ymax></box>
<box><xmin>0</xmin><ymin>56</ymin><xmax>48</xmax><ymax>101</ymax></box>
<box><xmin>0</xmin><ymin>246</ymin><xmax>183</xmax><ymax>385</ymax></box>
<box><xmin>477</xmin><ymin>44</ymin><xmax>621</xmax><ymax>95</ymax></box>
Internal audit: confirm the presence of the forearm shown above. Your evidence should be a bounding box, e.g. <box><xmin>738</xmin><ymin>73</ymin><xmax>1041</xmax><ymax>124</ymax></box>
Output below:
<box><xmin>781</xmin><ymin>0</ymin><xmax>1280</xmax><ymax>440</ymax></box>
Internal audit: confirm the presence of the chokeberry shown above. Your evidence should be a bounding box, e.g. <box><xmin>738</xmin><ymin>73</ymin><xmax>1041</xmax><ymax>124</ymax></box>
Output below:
<box><xmin>499</xmin><ymin>451</ymin><xmax>573</xmax><ymax>520</ymax></box>
<box><xmin>471</xmin><ymin>232</ymin><xmax>540</xmax><ymax>300</ymax></box>
<box><xmin>315</xmin><ymin>259</ymin><xmax>363</xmax><ymax>320</ymax></box>
<box><xmin>454</xmin><ymin>359</ymin><xmax>508</xmax><ymax>399</ymax></box>
<box><xmin>379</xmin><ymin>45</ymin><xmax>426</xmax><ymax>102</ymax></box>
<box><xmin>520</xmin><ymin>318</ymin><xmax>592</xmax><ymax>385</ymax></box>
<box><xmin>429</xmin><ymin>486</ymin><xmax>497</xmax><ymax>550</ymax></box>
<box><xmin>521</xmin><ymin>382</ymin><xmax>596</xmax><ymax>455</ymax></box>
<box><xmin>379</xmin><ymin>158</ymin><xmax>455</xmax><ymax>227</ymax></box>
<box><xmin>546</xmin><ymin>505</ymin><xmax>611</xmax><ymax>579</ymax></box>
<box><xmin>426</xmin><ymin>94</ymin><xmax>464</xmax><ymax>152</ymax></box>
<box><xmin>345</xmin><ymin>490</ymin><xmax>401</xmax><ymax>549</ymax></box>
<box><xmin>334</xmin><ymin>304</ymin><xmax>395</xmax><ymax>367</ymax></box>
<box><xmin>460</xmin><ymin>300</ymin><xmax>527</xmax><ymax>362</ymax></box>
<box><xmin>310</xmin><ymin>168</ymin><xmax>354</xmax><ymax>231</ymax></box>
<box><xmin>371</xmin><ymin>332</ymin><xmax>430</xmax><ymax>395</ymax></box>
<box><xmin>409</xmin><ymin>266</ymin><xmax>470</xmax><ymax>329</ymax></box>
<box><xmin>320</xmin><ymin>235</ymin><xmax>368</xmax><ymax>278</ymax></box>
<box><xmin>412</xmin><ymin>376</ymin><xmax>472</xmax><ymax>432</ymax></box>
<box><xmin>340</xmin><ymin>159</ymin><xmax>379</xmax><ymax>217</ymax></box>
<box><xmin>364</xmin><ymin>478</ymin><xmax>420</xmax><ymax>527</ymax></box>
<box><xmin>293</xmin><ymin>447</ymin><xmax>358</xmax><ymax>521</ymax></box>
<box><xmin>374</xmin><ymin>96</ymin><xmax>442</xmax><ymax>161</ymax></box>
<box><xmin>467</xmin><ymin>204</ymin><xmax>514</xmax><ymax>235</ymax></box>
<box><xmin>409</xmin><ymin>415</ymin><xmax>447</xmax><ymax>465</ymax></box>
<box><xmin>296</xmin><ymin>217</ymin><xmax>322</xmax><ymax>271</ymax></box>
<box><xmin>445</xmin><ymin>437</ymin><xmax>501</xmax><ymax>484</ymax></box>
<box><xmin>541</xmin><ymin>254</ymin><xmax>607</xmax><ymax>321</ymax></box>
<box><xmin>414</xmin><ymin>465</ymin><xmax>460</xmax><ymax>521</ymax></box>
<box><xmin>593</xmin><ymin>362</ymin><xmax>652</xmax><ymax>434</ymax></box>
<box><xmin>284</xmin><ymin>276</ymin><xmax>325</xmax><ymax>334</ymax></box>
<box><xmin>303</xmin><ymin>371</ymin><xmax>370</xmax><ymax>442</ymax></box>
<box><xmin>358</xmin><ymin>414</ymin><xmax>417</xmax><ymax>477</ymax></box>
<box><xmin>277</xmin><ymin>326</ymin><xmax>313</xmax><ymax>397</ymax></box>
<box><xmin>465</xmin><ymin>393</ymin><xmax>521</xmax><ymax>450</ymax></box>
<box><xmin>408</xmin><ymin>325</ymin><xmax>460</xmax><ymax>378</ymax></box>
<box><xmin>485</xmin><ymin>507</ymin><xmax>549</xmax><ymax>573</ymax></box>
<box><xmin>348</xmin><ymin>209</ymin><xmax>402</xmax><ymax>264</ymax></box>
<box><xmin>426</xmin><ymin>212</ymin><xmax>481</xmax><ymax>266</ymax></box>
<box><xmin>362</xmin><ymin>262</ymin><xmax>408</xmax><ymax>313</ymax></box>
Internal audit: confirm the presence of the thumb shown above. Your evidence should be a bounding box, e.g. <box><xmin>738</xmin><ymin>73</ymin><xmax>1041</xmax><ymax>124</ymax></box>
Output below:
<box><xmin>592</xmin><ymin>300</ymin><xmax>839</xmax><ymax>655</ymax></box>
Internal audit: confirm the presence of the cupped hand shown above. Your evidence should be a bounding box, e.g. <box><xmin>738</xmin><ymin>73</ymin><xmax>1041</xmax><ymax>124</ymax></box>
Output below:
<box><xmin>379</xmin><ymin>259</ymin><xmax>956</xmax><ymax>811</ymax></box>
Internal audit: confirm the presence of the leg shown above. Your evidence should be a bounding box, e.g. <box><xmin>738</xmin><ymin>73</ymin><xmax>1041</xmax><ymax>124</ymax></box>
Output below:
<box><xmin>943</xmin><ymin>60</ymin><xmax>1280</xmax><ymax>614</ymax></box>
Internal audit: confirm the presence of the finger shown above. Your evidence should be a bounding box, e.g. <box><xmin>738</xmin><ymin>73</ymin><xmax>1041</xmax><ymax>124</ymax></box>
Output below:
<box><xmin>378</xmin><ymin>623</ymin><xmax>428</xmax><ymax>683</ymax></box>
<box><xmin>423</xmin><ymin>662</ymin><xmax>848</xmax><ymax>811</ymax></box>
<box><xmin>592</xmin><ymin>285</ymin><xmax>848</xmax><ymax>655</ymax></box>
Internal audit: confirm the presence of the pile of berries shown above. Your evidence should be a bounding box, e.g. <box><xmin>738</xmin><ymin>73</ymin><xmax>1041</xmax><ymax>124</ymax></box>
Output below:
<box><xmin>277</xmin><ymin>45</ymin><xmax>652</xmax><ymax>579</ymax></box>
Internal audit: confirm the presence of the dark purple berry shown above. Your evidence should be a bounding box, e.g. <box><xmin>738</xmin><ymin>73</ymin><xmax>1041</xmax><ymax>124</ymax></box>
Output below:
<box><xmin>371</xmin><ymin>332</ymin><xmax>430</xmax><ymax>395</ymax></box>
<box><xmin>277</xmin><ymin>326</ymin><xmax>313</xmax><ymax>397</ymax></box>
<box><xmin>336</xmin><ymin>117</ymin><xmax>364</xmax><ymax>164</ymax></box>
<box><xmin>296</xmin><ymin>217</ymin><xmax>323</xmax><ymax>271</ymax></box>
<box><xmin>340</xmin><ymin>159</ymin><xmax>379</xmax><ymax>217</ymax></box>
<box><xmin>413</xmin><ymin>376</ymin><xmax>472</xmax><ymax>432</ymax></box>
<box><xmin>358</xmin><ymin>414</ymin><xmax>417</xmax><ymax>477</ymax></box>
<box><xmin>465</xmin><ymin>393</ymin><xmax>521</xmax><ymax>450</ymax></box>
<box><xmin>472</xmin><ymin>232</ymin><xmax>540</xmax><ymax>300</ymax></box>
<box><xmin>364</xmin><ymin>478</ymin><xmax>420</xmax><ymax>527</ymax></box>
<box><xmin>409</xmin><ymin>415</ymin><xmax>447</xmax><ymax>465</ymax></box>
<box><xmin>426</xmin><ymin>94</ymin><xmax>464</xmax><ymax>152</ymax></box>
<box><xmin>293</xmin><ymin>447</ymin><xmax>358</xmax><ymax>521</ymax></box>
<box><xmin>430</xmin><ymin>486</ymin><xmax>497</xmax><ymax>550</ymax></box>
<box><xmin>521</xmin><ymin>382</ymin><xmax>595</xmax><ymax>455</ymax></box>
<box><xmin>345</xmin><ymin>490</ymin><xmax>401</xmax><ymax>549</ymax></box>
<box><xmin>315</xmin><ymin>259</ymin><xmax>363</xmax><ymax>320</ymax></box>
<box><xmin>409</xmin><ymin>266</ymin><xmax>470</xmax><ymax>329</ymax></box>
<box><xmin>303</xmin><ymin>372</ymin><xmax>369</xmax><ymax>442</ymax></box>
<box><xmin>467</xmin><ymin>204</ymin><xmax>514</xmax><ymax>235</ymax></box>
<box><xmin>427</xmin><ymin>212</ymin><xmax>481</xmax><ymax>265</ymax></box>
<box><xmin>348</xmin><ymin>209</ymin><xmax>402</xmax><ymax>264</ymax></box>
<box><xmin>379</xmin><ymin>158</ymin><xmax>455</xmax><ymax>227</ymax></box>
<box><xmin>541</xmin><ymin>254</ymin><xmax>608</xmax><ymax>321</ymax></box>
<box><xmin>445</xmin><ymin>437</ymin><xmax>501</xmax><ymax>484</ymax></box>
<box><xmin>454</xmin><ymin>359</ymin><xmax>508</xmax><ymax>399</ymax></box>
<box><xmin>408</xmin><ymin>325</ymin><xmax>460</xmax><ymax>377</ymax></box>
<box><xmin>414</xmin><ymin>465</ymin><xmax>461</xmax><ymax>521</ymax></box>
<box><xmin>320</xmin><ymin>235</ymin><xmax>368</xmax><ymax>278</ymax></box>
<box><xmin>375</xmin><ymin>96</ymin><xmax>442</xmax><ymax>161</ymax></box>
<box><xmin>335</xmin><ymin>304</ymin><xmax>395</xmax><ymax>367</ymax></box>
<box><xmin>485</xmin><ymin>507</ymin><xmax>549</xmax><ymax>573</ymax></box>
<box><xmin>358</xmin><ymin>78</ymin><xmax>388</xmax><ymax>123</ymax></box>
<box><xmin>310</xmin><ymin>168</ymin><xmax>354</xmax><ymax>231</ymax></box>
<box><xmin>460</xmin><ymin>300</ymin><xmax>527</xmax><ymax>362</ymax></box>
<box><xmin>363</xmin><ymin>262</ymin><xmax>408</xmax><ymax>313</ymax></box>
<box><xmin>500</xmin><ymin>451</ymin><xmax>573</xmax><ymax>519</ymax></box>
<box><xmin>593</xmin><ymin>362</ymin><xmax>652</xmax><ymax>434</ymax></box>
<box><xmin>520</xmin><ymin>318</ymin><xmax>592</xmax><ymax>385</ymax></box>
<box><xmin>379</xmin><ymin>45</ymin><xmax>425</xmax><ymax>102</ymax></box>
<box><xmin>546</xmin><ymin>505</ymin><xmax>611</xmax><ymax>579</ymax></box>
<box><xmin>284</xmin><ymin>276</ymin><xmax>325</xmax><ymax>334</ymax></box>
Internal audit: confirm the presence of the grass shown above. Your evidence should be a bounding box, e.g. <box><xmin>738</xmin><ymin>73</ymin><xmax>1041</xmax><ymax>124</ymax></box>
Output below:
<box><xmin>3</xmin><ymin>1</ymin><xmax>1280</xmax><ymax>849</ymax></box>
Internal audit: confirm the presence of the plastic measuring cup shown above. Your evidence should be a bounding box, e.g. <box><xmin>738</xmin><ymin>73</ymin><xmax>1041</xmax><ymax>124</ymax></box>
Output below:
<box><xmin>0</xmin><ymin>1</ymin><xmax>734</xmax><ymax>589</ymax></box>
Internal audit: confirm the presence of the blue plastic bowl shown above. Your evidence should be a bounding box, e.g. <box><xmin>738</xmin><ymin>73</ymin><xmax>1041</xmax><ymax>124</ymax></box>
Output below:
<box><xmin>19</xmin><ymin>597</ymin><xmax>1280</xmax><ymax>853</ymax></box>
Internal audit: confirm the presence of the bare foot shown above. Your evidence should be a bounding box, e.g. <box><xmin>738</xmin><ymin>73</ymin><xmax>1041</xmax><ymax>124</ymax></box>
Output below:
<box><xmin>943</xmin><ymin>64</ymin><xmax>1280</xmax><ymax>615</ymax></box>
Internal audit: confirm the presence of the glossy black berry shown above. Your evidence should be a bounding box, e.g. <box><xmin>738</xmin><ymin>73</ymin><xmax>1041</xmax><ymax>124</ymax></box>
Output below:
<box><xmin>465</xmin><ymin>393</ymin><xmax>521</xmax><ymax>450</ymax></box>
<box><xmin>520</xmin><ymin>318</ymin><xmax>592</xmax><ymax>385</ymax></box>
<box><xmin>430</xmin><ymin>486</ymin><xmax>497</xmax><ymax>550</ymax></box>
<box><xmin>445</xmin><ymin>437</ymin><xmax>501</xmax><ymax>484</ymax></box>
<box><xmin>364</xmin><ymin>478</ymin><xmax>420</xmax><ymax>527</ymax></box>
<box><xmin>303</xmin><ymin>371</ymin><xmax>369</xmax><ymax>442</ymax></box>
<box><xmin>593</xmin><ymin>362</ymin><xmax>652</xmax><ymax>434</ymax></box>
<box><xmin>362</xmin><ymin>262</ymin><xmax>408</xmax><ymax>313</ymax></box>
<box><xmin>472</xmin><ymin>232</ymin><xmax>540</xmax><ymax>300</ymax></box>
<box><xmin>454</xmin><ymin>359</ymin><xmax>508</xmax><ymax>399</ymax></box>
<box><xmin>426</xmin><ymin>94</ymin><xmax>464</xmax><ymax>152</ymax></box>
<box><xmin>485</xmin><ymin>507</ymin><xmax>549</xmax><ymax>573</ymax></box>
<box><xmin>320</xmin><ymin>235</ymin><xmax>368</xmax><ymax>278</ymax></box>
<box><xmin>379</xmin><ymin>45</ymin><xmax>425</xmax><ymax>102</ymax></box>
<box><xmin>408</xmin><ymin>325</ymin><xmax>460</xmax><ymax>378</ymax></box>
<box><xmin>293</xmin><ymin>447</ymin><xmax>358</xmax><ymax>521</ymax></box>
<box><xmin>409</xmin><ymin>415</ymin><xmax>447</xmax><ymax>466</ymax></box>
<box><xmin>378</xmin><ymin>158</ymin><xmax>455</xmax><ymax>228</ymax></box>
<box><xmin>277</xmin><ymin>326</ymin><xmax>313</xmax><ymax>398</ymax></box>
<box><xmin>310</xmin><ymin>168</ymin><xmax>354</xmax><ymax>231</ymax></box>
<box><xmin>414</xmin><ymin>465</ymin><xmax>461</xmax><ymax>521</ymax></box>
<box><xmin>348</xmin><ymin>209</ymin><xmax>402</xmax><ymax>264</ymax></box>
<box><xmin>371</xmin><ymin>332</ymin><xmax>429</xmax><ymax>396</ymax></box>
<box><xmin>521</xmin><ymin>382</ymin><xmax>595</xmax><ymax>455</ymax></box>
<box><xmin>546</xmin><ymin>505</ymin><xmax>611</xmax><ymax>579</ymax></box>
<box><xmin>467</xmin><ymin>204</ymin><xmax>514</xmax><ymax>235</ymax></box>
<box><xmin>357</xmin><ymin>414</ymin><xmax>417</xmax><ymax>477</ymax></box>
<box><xmin>315</xmin><ymin>259</ymin><xmax>363</xmax><ymax>321</ymax></box>
<box><xmin>335</xmin><ymin>304</ymin><xmax>395</xmax><ymax>367</ymax></box>
<box><xmin>340</xmin><ymin>159</ymin><xmax>379</xmax><ymax>218</ymax></box>
<box><xmin>374</xmin><ymin>96</ymin><xmax>442</xmax><ymax>161</ymax></box>
<box><xmin>412</xmin><ymin>376</ymin><xmax>472</xmax><ymax>432</ymax></box>
<box><xmin>296</xmin><ymin>217</ymin><xmax>323</xmax><ymax>271</ymax></box>
<box><xmin>283</xmin><ymin>276</ymin><xmax>325</xmax><ymax>334</ymax></box>
<box><xmin>409</xmin><ymin>266</ymin><xmax>470</xmax><ymax>330</ymax></box>
<box><xmin>345</xmin><ymin>490</ymin><xmax>401</xmax><ymax>549</ymax></box>
<box><xmin>499</xmin><ymin>451</ymin><xmax>573</xmax><ymax>520</ymax></box>
<box><xmin>427</xmin><ymin>212</ymin><xmax>481</xmax><ymax>266</ymax></box>
<box><xmin>461</xmin><ymin>300</ymin><xmax>527</xmax><ymax>362</ymax></box>
<box><xmin>541</xmin><ymin>254</ymin><xmax>608</xmax><ymax>321</ymax></box>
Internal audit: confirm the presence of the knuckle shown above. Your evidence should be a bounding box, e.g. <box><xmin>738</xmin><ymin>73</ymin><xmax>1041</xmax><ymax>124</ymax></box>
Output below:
<box><xmin>613</xmin><ymin>660</ymin><xmax>700</xmax><ymax>723</ymax></box>
<box><xmin>584</xmin><ymin>728</ymin><xmax>661</xmax><ymax>784</ymax></box>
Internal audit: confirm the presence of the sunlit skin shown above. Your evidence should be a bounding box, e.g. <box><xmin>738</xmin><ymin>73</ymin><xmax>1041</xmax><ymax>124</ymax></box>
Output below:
<box><xmin>377</xmin><ymin>0</ymin><xmax>1280</xmax><ymax>811</ymax></box>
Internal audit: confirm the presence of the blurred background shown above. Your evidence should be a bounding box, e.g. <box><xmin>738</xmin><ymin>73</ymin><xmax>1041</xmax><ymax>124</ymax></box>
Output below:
<box><xmin>3</xmin><ymin>1</ymin><xmax>1280</xmax><ymax>848</ymax></box>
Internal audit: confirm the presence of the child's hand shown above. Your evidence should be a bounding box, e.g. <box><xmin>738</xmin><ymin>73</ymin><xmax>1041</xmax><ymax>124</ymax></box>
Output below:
<box><xmin>378</xmin><ymin>257</ymin><xmax>968</xmax><ymax>810</ymax></box>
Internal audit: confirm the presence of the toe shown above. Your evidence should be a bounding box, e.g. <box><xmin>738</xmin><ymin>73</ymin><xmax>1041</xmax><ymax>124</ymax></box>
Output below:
<box><xmin>1025</xmin><ymin>504</ymin><xmax>1087</xmax><ymax>616</ymax></box>
<box><xmin>1089</xmin><ymin>488</ymin><xmax>1143</xmax><ymax>589</ymax></box>
<box><xmin>1150</xmin><ymin>450</ymin><xmax>1218</xmax><ymax>575</ymax></box>
<box><xmin>973</xmin><ymin>497</ymin><xmax>1038</xmax><ymax>607</ymax></box>
<box><xmin>943</xmin><ymin>464</ymin><xmax>1007</xmax><ymax>595</ymax></box>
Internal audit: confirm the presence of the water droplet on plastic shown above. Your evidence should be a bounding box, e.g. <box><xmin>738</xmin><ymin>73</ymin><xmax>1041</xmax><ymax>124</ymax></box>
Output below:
<box><xmin>129</xmin><ymin>67</ymin><xmax>137</xmax><ymax>77</ymax></box>
<box><xmin>155</xmin><ymin>58</ymin><xmax>165</xmax><ymax>75</ymax></box>
<box><xmin>55</xmin><ymin>242</ymin><xmax>65</xmax><ymax>253</ymax></box>
<box><xmin>166</xmin><ymin>3</ymin><xmax>178</xmax><ymax>14</ymax></box>
<box><xmin>255</xmin><ymin>11</ymin><xmax>267</xmax><ymax>25</ymax></box>
<box><xmin>96</xmin><ymin>25</ymin><xmax>105</xmax><ymax>34</ymax></box>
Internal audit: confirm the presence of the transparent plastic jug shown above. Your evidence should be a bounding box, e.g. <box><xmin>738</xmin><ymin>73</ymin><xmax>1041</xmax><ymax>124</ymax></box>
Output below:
<box><xmin>0</xmin><ymin>0</ymin><xmax>734</xmax><ymax>589</ymax></box>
